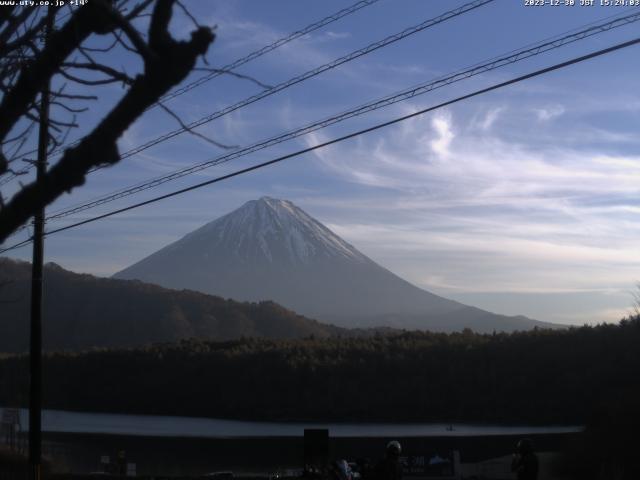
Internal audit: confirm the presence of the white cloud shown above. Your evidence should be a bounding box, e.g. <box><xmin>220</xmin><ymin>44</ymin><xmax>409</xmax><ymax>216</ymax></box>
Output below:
<box><xmin>430</xmin><ymin>112</ymin><xmax>454</xmax><ymax>159</ymax></box>
<box><xmin>307</xmin><ymin>103</ymin><xmax>640</xmax><ymax>301</ymax></box>
<box><xmin>476</xmin><ymin>107</ymin><xmax>504</xmax><ymax>131</ymax></box>
<box><xmin>326</xmin><ymin>31</ymin><xmax>350</xmax><ymax>39</ymax></box>
<box><xmin>206</xmin><ymin>13</ymin><xmax>334</xmax><ymax>71</ymax></box>
<box><xmin>534</xmin><ymin>104</ymin><xmax>565</xmax><ymax>122</ymax></box>
<box><xmin>318</xmin><ymin>31</ymin><xmax>351</xmax><ymax>41</ymax></box>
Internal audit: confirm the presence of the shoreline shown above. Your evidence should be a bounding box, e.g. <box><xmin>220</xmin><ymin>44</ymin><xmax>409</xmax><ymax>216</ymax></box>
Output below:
<box><xmin>1</xmin><ymin>407</ymin><xmax>583</xmax><ymax>439</ymax></box>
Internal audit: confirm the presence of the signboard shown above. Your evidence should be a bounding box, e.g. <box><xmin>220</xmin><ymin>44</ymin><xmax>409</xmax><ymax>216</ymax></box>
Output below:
<box><xmin>1</xmin><ymin>408</ymin><xmax>20</xmax><ymax>425</ymax></box>
<box><xmin>1</xmin><ymin>408</ymin><xmax>22</xmax><ymax>451</ymax></box>
<box><xmin>400</xmin><ymin>451</ymin><xmax>458</xmax><ymax>478</ymax></box>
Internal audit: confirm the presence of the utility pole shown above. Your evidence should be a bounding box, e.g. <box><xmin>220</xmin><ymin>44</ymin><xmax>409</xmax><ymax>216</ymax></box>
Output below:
<box><xmin>29</xmin><ymin>7</ymin><xmax>54</xmax><ymax>480</ymax></box>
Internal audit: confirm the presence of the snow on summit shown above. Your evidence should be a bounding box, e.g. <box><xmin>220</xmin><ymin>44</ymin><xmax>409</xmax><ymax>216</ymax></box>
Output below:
<box><xmin>183</xmin><ymin>197</ymin><xmax>367</xmax><ymax>265</ymax></box>
<box><xmin>114</xmin><ymin>197</ymin><xmax>556</xmax><ymax>332</ymax></box>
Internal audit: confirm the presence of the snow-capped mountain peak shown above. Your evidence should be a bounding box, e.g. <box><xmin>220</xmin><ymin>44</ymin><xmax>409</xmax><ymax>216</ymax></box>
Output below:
<box><xmin>114</xmin><ymin>197</ymin><xmax>553</xmax><ymax>332</ymax></box>
<box><xmin>180</xmin><ymin>197</ymin><xmax>367</xmax><ymax>265</ymax></box>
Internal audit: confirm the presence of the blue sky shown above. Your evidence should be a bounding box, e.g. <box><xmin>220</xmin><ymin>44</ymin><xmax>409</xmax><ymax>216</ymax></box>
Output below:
<box><xmin>3</xmin><ymin>0</ymin><xmax>640</xmax><ymax>325</ymax></box>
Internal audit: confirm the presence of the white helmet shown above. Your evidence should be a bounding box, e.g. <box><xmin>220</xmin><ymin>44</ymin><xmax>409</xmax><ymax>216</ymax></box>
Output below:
<box><xmin>386</xmin><ymin>440</ymin><xmax>401</xmax><ymax>455</ymax></box>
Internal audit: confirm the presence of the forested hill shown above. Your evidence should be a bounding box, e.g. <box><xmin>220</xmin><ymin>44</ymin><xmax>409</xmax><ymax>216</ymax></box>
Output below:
<box><xmin>114</xmin><ymin>197</ymin><xmax>555</xmax><ymax>332</ymax></box>
<box><xmin>1</xmin><ymin>318</ymin><xmax>638</xmax><ymax>425</ymax></box>
<box><xmin>0</xmin><ymin>257</ymin><xmax>344</xmax><ymax>353</ymax></box>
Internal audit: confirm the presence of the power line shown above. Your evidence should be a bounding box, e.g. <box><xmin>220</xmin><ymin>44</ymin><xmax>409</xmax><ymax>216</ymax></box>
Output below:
<box><xmin>99</xmin><ymin>0</ymin><xmax>493</xmax><ymax>165</ymax></box>
<box><xmin>2</xmin><ymin>34</ymin><xmax>638</xmax><ymax>255</ymax></box>
<box><xmin>2</xmin><ymin>0</ymin><xmax>494</xmax><ymax>188</ymax></box>
<box><xmin>39</xmin><ymin>10</ymin><xmax>640</xmax><ymax>224</ymax></box>
<box><xmin>0</xmin><ymin>0</ymin><xmax>382</xmax><ymax>185</ymax></box>
<box><xmin>1</xmin><ymin>237</ymin><xmax>33</xmax><ymax>253</ymax></box>
<box><xmin>157</xmin><ymin>0</ymin><xmax>381</xmax><ymax>105</ymax></box>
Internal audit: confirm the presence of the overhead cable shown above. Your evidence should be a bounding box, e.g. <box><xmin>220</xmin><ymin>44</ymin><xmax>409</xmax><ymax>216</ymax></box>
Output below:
<box><xmin>41</xmin><ymin>10</ymin><xmax>640</xmax><ymax>224</ymax></box>
<box><xmin>0</xmin><ymin>0</ymin><xmax>382</xmax><ymax>184</ymax></box>
<box><xmin>103</xmin><ymin>0</ymin><xmax>494</xmax><ymax>163</ymax></box>
<box><xmin>3</xmin><ymin>34</ymin><xmax>638</xmax><ymax>254</ymax></box>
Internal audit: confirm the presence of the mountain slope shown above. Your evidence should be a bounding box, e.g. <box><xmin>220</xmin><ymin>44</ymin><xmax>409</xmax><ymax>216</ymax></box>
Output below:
<box><xmin>114</xmin><ymin>197</ymin><xmax>556</xmax><ymax>332</ymax></box>
<box><xmin>0</xmin><ymin>257</ymin><xmax>344</xmax><ymax>353</ymax></box>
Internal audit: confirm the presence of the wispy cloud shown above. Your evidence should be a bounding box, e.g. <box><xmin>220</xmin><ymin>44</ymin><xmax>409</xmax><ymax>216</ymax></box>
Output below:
<box><xmin>534</xmin><ymin>104</ymin><xmax>565</xmax><ymax>122</ymax></box>
<box><xmin>430</xmin><ymin>112</ymin><xmax>454</xmax><ymax>158</ymax></box>
<box><xmin>474</xmin><ymin>106</ymin><xmax>505</xmax><ymax>131</ymax></box>
<box><xmin>304</xmin><ymin>30</ymin><xmax>352</xmax><ymax>42</ymax></box>
<box><xmin>304</xmin><ymin>102</ymin><xmax>640</xmax><ymax>302</ymax></box>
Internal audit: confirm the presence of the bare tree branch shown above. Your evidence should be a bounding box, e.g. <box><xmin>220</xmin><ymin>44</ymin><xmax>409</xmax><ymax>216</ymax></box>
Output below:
<box><xmin>80</xmin><ymin>33</ymin><xmax>120</xmax><ymax>53</ymax></box>
<box><xmin>7</xmin><ymin>130</ymin><xmax>33</xmax><ymax>163</ymax></box>
<box><xmin>0</xmin><ymin>6</ymin><xmax>16</xmax><ymax>29</ymax></box>
<box><xmin>157</xmin><ymin>101</ymin><xmax>236</xmax><ymax>150</ymax></box>
<box><xmin>193</xmin><ymin>67</ymin><xmax>273</xmax><ymax>90</ymax></box>
<box><xmin>107</xmin><ymin>8</ymin><xmax>154</xmax><ymax>60</ymax></box>
<box><xmin>0</xmin><ymin>0</ymin><xmax>215</xmax><ymax>242</ymax></box>
<box><xmin>0</xmin><ymin>1</ymin><xmax>117</xmax><ymax>173</ymax></box>
<box><xmin>61</xmin><ymin>62</ymin><xmax>135</xmax><ymax>85</ymax></box>
<box><xmin>0</xmin><ymin>7</ymin><xmax>35</xmax><ymax>49</ymax></box>
<box><xmin>2</xmin><ymin>118</ymin><xmax>36</xmax><ymax>145</ymax></box>
<box><xmin>58</xmin><ymin>68</ymin><xmax>130</xmax><ymax>86</ymax></box>
<box><xmin>51</xmin><ymin>92</ymin><xmax>99</xmax><ymax>101</ymax></box>
<box><xmin>176</xmin><ymin>0</ymin><xmax>201</xmax><ymax>29</ymax></box>
<box><xmin>125</xmin><ymin>0</ymin><xmax>156</xmax><ymax>20</ymax></box>
<box><xmin>0</xmin><ymin>11</ymin><xmax>49</xmax><ymax>58</ymax></box>
<box><xmin>51</xmin><ymin>101</ymin><xmax>89</xmax><ymax>114</ymax></box>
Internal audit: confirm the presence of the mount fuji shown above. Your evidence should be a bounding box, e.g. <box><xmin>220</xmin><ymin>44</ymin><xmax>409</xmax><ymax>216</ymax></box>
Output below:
<box><xmin>114</xmin><ymin>197</ymin><xmax>556</xmax><ymax>332</ymax></box>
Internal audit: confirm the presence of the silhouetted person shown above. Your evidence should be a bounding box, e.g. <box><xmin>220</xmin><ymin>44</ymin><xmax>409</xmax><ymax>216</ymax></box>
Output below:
<box><xmin>375</xmin><ymin>441</ymin><xmax>403</xmax><ymax>480</ymax></box>
<box><xmin>511</xmin><ymin>438</ymin><xmax>538</xmax><ymax>480</ymax></box>
<box><xmin>329</xmin><ymin>460</ymin><xmax>351</xmax><ymax>480</ymax></box>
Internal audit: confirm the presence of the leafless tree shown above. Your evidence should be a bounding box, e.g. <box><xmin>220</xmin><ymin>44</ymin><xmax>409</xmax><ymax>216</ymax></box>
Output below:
<box><xmin>0</xmin><ymin>0</ymin><xmax>216</xmax><ymax>244</ymax></box>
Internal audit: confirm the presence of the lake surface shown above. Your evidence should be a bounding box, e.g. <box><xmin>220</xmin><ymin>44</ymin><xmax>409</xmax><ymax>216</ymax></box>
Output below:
<box><xmin>1</xmin><ymin>407</ymin><xmax>583</xmax><ymax>438</ymax></box>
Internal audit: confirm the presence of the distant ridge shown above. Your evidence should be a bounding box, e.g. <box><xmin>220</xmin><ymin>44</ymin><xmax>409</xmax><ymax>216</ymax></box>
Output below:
<box><xmin>0</xmin><ymin>257</ymin><xmax>344</xmax><ymax>353</ymax></box>
<box><xmin>114</xmin><ymin>197</ymin><xmax>559</xmax><ymax>332</ymax></box>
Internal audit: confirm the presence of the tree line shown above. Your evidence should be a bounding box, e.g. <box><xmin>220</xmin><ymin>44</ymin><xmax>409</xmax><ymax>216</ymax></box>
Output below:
<box><xmin>1</xmin><ymin>317</ymin><xmax>639</xmax><ymax>426</ymax></box>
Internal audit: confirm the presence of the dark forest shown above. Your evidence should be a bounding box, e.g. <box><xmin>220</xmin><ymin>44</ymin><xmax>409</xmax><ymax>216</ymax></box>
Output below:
<box><xmin>1</xmin><ymin>317</ymin><xmax>638</xmax><ymax>425</ymax></box>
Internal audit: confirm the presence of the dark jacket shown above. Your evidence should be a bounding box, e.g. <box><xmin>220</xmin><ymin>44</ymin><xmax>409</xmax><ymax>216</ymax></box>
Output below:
<box><xmin>374</xmin><ymin>457</ymin><xmax>402</xmax><ymax>480</ymax></box>
<box><xmin>511</xmin><ymin>452</ymin><xmax>539</xmax><ymax>480</ymax></box>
